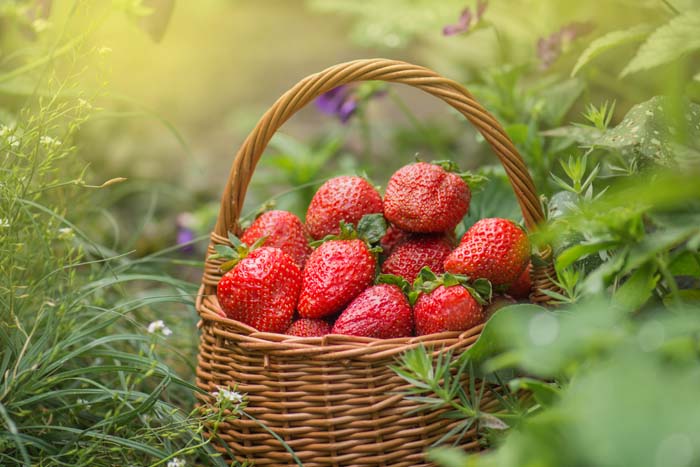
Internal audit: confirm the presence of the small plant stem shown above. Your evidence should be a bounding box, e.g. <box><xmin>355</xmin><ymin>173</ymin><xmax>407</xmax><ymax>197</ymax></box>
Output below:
<box><xmin>359</xmin><ymin>111</ymin><xmax>372</xmax><ymax>160</ymax></box>
<box><xmin>656</xmin><ymin>255</ymin><xmax>681</xmax><ymax>306</ymax></box>
<box><xmin>661</xmin><ymin>0</ymin><xmax>681</xmax><ymax>14</ymax></box>
<box><xmin>387</xmin><ymin>89</ymin><xmax>449</xmax><ymax>156</ymax></box>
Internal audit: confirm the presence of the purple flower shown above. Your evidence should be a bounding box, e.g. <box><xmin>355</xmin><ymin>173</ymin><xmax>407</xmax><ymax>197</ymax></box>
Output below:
<box><xmin>537</xmin><ymin>22</ymin><xmax>594</xmax><ymax>69</ymax></box>
<box><xmin>316</xmin><ymin>84</ymin><xmax>386</xmax><ymax>124</ymax></box>
<box><xmin>176</xmin><ymin>213</ymin><xmax>195</xmax><ymax>254</ymax></box>
<box><xmin>315</xmin><ymin>85</ymin><xmax>358</xmax><ymax>124</ymax></box>
<box><xmin>443</xmin><ymin>0</ymin><xmax>487</xmax><ymax>36</ymax></box>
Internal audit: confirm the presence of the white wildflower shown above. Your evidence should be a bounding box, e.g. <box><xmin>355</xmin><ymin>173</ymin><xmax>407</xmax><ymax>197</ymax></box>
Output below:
<box><xmin>32</xmin><ymin>18</ymin><xmax>51</xmax><ymax>33</ymax></box>
<box><xmin>167</xmin><ymin>458</ymin><xmax>186</xmax><ymax>467</ymax></box>
<box><xmin>40</xmin><ymin>136</ymin><xmax>62</xmax><ymax>147</ymax></box>
<box><xmin>147</xmin><ymin>320</ymin><xmax>172</xmax><ymax>336</ymax></box>
<box><xmin>0</xmin><ymin>218</ymin><xmax>9</xmax><ymax>228</ymax></box>
<box><xmin>0</xmin><ymin>125</ymin><xmax>10</xmax><ymax>136</ymax></box>
<box><xmin>58</xmin><ymin>227</ymin><xmax>74</xmax><ymax>240</ymax></box>
<box><xmin>7</xmin><ymin>135</ymin><xmax>20</xmax><ymax>148</ymax></box>
<box><xmin>212</xmin><ymin>386</ymin><xmax>244</xmax><ymax>405</ymax></box>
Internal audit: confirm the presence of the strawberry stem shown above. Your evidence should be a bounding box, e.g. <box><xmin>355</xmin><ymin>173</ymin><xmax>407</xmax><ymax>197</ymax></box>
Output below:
<box><xmin>208</xmin><ymin>232</ymin><xmax>268</xmax><ymax>272</ymax></box>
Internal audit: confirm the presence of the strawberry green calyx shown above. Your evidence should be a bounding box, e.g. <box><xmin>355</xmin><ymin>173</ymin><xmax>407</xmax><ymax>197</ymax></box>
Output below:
<box><xmin>310</xmin><ymin>214</ymin><xmax>387</xmax><ymax>253</ymax></box>
<box><xmin>376</xmin><ymin>273</ymin><xmax>411</xmax><ymax>295</ymax></box>
<box><xmin>208</xmin><ymin>232</ymin><xmax>267</xmax><ymax>272</ymax></box>
<box><xmin>239</xmin><ymin>199</ymin><xmax>277</xmax><ymax>231</ymax></box>
<box><xmin>430</xmin><ymin>159</ymin><xmax>462</xmax><ymax>173</ymax></box>
<box><xmin>357</xmin><ymin>213</ymin><xmax>388</xmax><ymax>246</ymax></box>
<box><xmin>309</xmin><ymin>221</ymin><xmax>357</xmax><ymax>247</ymax></box>
<box><xmin>355</xmin><ymin>169</ymin><xmax>382</xmax><ymax>192</ymax></box>
<box><xmin>430</xmin><ymin>159</ymin><xmax>488</xmax><ymax>190</ymax></box>
<box><xmin>463</xmin><ymin>277</ymin><xmax>492</xmax><ymax>305</ymax></box>
<box><xmin>410</xmin><ymin>266</ymin><xmax>492</xmax><ymax>306</ymax></box>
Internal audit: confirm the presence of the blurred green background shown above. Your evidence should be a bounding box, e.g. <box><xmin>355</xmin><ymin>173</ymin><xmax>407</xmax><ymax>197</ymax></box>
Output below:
<box><xmin>3</xmin><ymin>0</ymin><xmax>696</xmax><ymax>256</ymax></box>
<box><xmin>2</xmin><ymin>1</ymin><xmax>700</xmax><ymax>466</ymax></box>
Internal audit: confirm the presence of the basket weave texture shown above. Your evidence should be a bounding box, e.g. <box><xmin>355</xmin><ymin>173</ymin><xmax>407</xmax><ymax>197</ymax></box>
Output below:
<box><xmin>195</xmin><ymin>58</ymin><xmax>557</xmax><ymax>466</ymax></box>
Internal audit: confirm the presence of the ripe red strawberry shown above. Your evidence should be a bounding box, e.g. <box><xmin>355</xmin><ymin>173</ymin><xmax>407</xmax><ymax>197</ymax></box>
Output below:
<box><xmin>285</xmin><ymin>318</ymin><xmax>332</xmax><ymax>337</ymax></box>
<box><xmin>298</xmin><ymin>238</ymin><xmax>376</xmax><ymax>318</ymax></box>
<box><xmin>241</xmin><ymin>210</ymin><xmax>311</xmax><ymax>268</ymax></box>
<box><xmin>507</xmin><ymin>263</ymin><xmax>531</xmax><ymax>299</ymax></box>
<box><xmin>380</xmin><ymin>225</ymin><xmax>412</xmax><ymax>256</ymax></box>
<box><xmin>305</xmin><ymin>176</ymin><xmax>383</xmax><ymax>240</ymax></box>
<box><xmin>414</xmin><ymin>284</ymin><xmax>483</xmax><ymax>335</ymax></box>
<box><xmin>216</xmin><ymin>247</ymin><xmax>301</xmax><ymax>333</ymax></box>
<box><xmin>381</xmin><ymin>235</ymin><xmax>453</xmax><ymax>282</ymax></box>
<box><xmin>384</xmin><ymin>162</ymin><xmax>471</xmax><ymax>233</ymax></box>
<box><xmin>444</xmin><ymin>218</ymin><xmax>530</xmax><ymax>287</ymax></box>
<box><xmin>331</xmin><ymin>284</ymin><xmax>413</xmax><ymax>338</ymax></box>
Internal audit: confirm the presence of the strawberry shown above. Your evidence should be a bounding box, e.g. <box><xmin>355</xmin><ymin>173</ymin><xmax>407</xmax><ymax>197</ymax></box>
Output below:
<box><xmin>507</xmin><ymin>263</ymin><xmax>531</xmax><ymax>299</ymax></box>
<box><xmin>216</xmin><ymin>246</ymin><xmax>301</xmax><ymax>333</ymax></box>
<box><xmin>298</xmin><ymin>238</ymin><xmax>376</xmax><ymax>318</ymax></box>
<box><xmin>414</xmin><ymin>284</ymin><xmax>483</xmax><ymax>336</ymax></box>
<box><xmin>381</xmin><ymin>235</ymin><xmax>453</xmax><ymax>282</ymax></box>
<box><xmin>411</xmin><ymin>269</ymin><xmax>489</xmax><ymax>336</ymax></box>
<box><xmin>305</xmin><ymin>176</ymin><xmax>383</xmax><ymax>240</ymax></box>
<box><xmin>285</xmin><ymin>318</ymin><xmax>332</xmax><ymax>337</ymax></box>
<box><xmin>384</xmin><ymin>162</ymin><xmax>471</xmax><ymax>233</ymax></box>
<box><xmin>444</xmin><ymin>218</ymin><xmax>530</xmax><ymax>287</ymax></box>
<box><xmin>241</xmin><ymin>210</ymin><xmax>311</xmax><ymax>268</ymax></box>
<box><xmin>331</xmin><ymin>284</ymin><xmax>412</xmax><ymax>338</ymax></box>
<box><xmin>298</xmin><ymin>215</ymin><xmax>385</xmax><ymax>318</ymax></box>
<box><xmin>380</xmin><ymin>224</ymin><xmax>412</xmax><ymax>256</ymax></box>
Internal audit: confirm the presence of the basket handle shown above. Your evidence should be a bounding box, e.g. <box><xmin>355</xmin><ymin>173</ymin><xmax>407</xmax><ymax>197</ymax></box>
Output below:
<box><xmin>211</xmin><ymin>58</ymin><xmax>557</xmax><ymax>302</ymax></box>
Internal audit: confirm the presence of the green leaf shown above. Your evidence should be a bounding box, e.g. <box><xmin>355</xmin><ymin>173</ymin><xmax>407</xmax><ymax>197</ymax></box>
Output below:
<box><xmin>555</xmin><ymin>241</ymin><xmax>617</xmax><ymax>272</ymax></box>
<box><xmin>458</xmin><ymin>171</ymin><xmax>489</xmax><ymax>191</ymax></box>
<box><xmin>471</xmin><ymin>278</ymin><xmax>493</xmax><ymax>302</ymax></box>
<box><xmin>572</xmin><ymin>24</ymin><xmax>653</xmax><ymax>76</ymax></box>
<box><xmin>442</xmin><ymin>272</ymin><xmax>469</xmax><ymax>288</ymax></box>
<box><xmin>214</xmin><ymin>244</ymin><xmax>236</xmax><ymax>258</ymax></box>
<box><xmin>228</xmin><ymin>232</ymin><xmax>243</xmax><ymax>248</ymax></box>
<box><xmin>415</xmin><ymin>266</ymin><xmax>439</xmax><ymax>285</ymax></box>
<box><xmin>621</xmin><ymin>11</ymin><xmax>700</xmax><ymax>77</ymax></box>
<box><xmin>612</xmin><ymin>262</ymin><xmax>659</xmax><ymax>311</ymax></box>
<box><xmin>356</xmin><ymin>213</ymin><xmax>387</xmax><ymax>245</ymax></box>
<box><xmin>669</xmin><ymin>251</ymin><xmax>700</xmax><ymax>277</ymax></box>
<box><xmin>464</xmin><ymin>304</ymin><xmax>547</xmax><ymax>363</ymax></box>
<box><xmin>310</xmin><ymin>233</ymin><xmax>336</xmax><ymax>247</ymax></box>
<box><xmin>508</xmin><ymin>377</ymin><xmax>561</xmax><ymax>407</ymax></box>
<box><xmin>249</xmin><ymin>235</ymin><xmax>268</xmax><ymax>251</ymax></box>
<box><xmin>430</xmin><ymin>159</ymin><xmax>462</xmax><ymax>173</ymax></box>
<box><xmin>219</xmin><ymin>258</ymin><xmax>239</xmax><ymax>273</ymax></box>
<box><xmin>377</xmin><ymin>273</ymin><xmax>411</xmax><ymax>294</ymax></box>
<box><xmin>479</xmin><ymin>413</ymin><xmax>509</xmax><ymax>430</ymax></box>
<box><xmin>587</xmin><ymin>96</ymin><xmax>700</xmax><ymax>166</ymax></box>
<box><xmin>338</xmin><ymin>220</ymin><xmax>358</xmax><ymax>239</ymax></box>
<box><xmin>462</xmin><ymin>278</ymin><xmax>493</xmax><ymax>306</ymax></box>
<box><xmin>539</xmin><ymin>78</ymin><xmax>585</xmax><ymax>126</ymax></box>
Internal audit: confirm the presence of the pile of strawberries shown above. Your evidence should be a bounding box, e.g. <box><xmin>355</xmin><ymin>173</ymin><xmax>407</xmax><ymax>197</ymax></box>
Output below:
<box><xmin>213</xmin><ymin>161</ymin><xmax>532</xmax><ymax>338</ymax></box>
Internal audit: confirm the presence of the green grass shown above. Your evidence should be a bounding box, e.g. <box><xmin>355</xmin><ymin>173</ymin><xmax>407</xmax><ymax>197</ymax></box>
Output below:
<box><xmin>0</xmin><ymin>85</ymin><xmax>234</xmax><ymax>466</ymax></box>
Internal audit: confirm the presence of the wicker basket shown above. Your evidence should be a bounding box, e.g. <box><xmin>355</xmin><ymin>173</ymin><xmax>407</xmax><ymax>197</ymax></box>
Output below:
<box><xmin>195</xmin><ymin>58</ymin><xmax>557</xmax><ymax>466</ymax></box>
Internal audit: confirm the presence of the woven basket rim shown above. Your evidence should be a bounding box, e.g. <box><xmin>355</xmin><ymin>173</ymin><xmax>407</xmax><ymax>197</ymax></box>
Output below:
<box><xmin>197</xmin><ymin>285</ymin><xmax>485</xmax><ymax>349</ymax></box>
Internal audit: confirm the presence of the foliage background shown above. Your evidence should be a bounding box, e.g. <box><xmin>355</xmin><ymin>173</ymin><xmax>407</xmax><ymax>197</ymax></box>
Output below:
<box><xmin>1</xmin><ymin>0</ymin><xmax>699</xmax><ymax>466</ymax></box>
